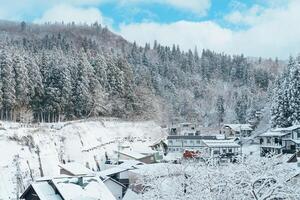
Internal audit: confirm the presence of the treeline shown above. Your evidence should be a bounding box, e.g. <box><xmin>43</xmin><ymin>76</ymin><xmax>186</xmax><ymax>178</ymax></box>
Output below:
<box><xmin>0</xmin><ymin>21</ymin><xmax>280</xmax><ymax>124</ymax></box>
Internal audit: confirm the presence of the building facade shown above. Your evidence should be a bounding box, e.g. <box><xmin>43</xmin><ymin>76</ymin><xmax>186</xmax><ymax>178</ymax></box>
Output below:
<box><xmin>259</xmin><ymin>125</ymin><xmax>300</xmax><ymax>156</ymax></box>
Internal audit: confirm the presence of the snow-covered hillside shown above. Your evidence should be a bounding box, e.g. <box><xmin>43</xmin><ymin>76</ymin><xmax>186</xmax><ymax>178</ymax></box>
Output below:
<box><xmin>0</xmin><ymin>119</ymin><xmax>165</xmax><ymax>199</ymax></box>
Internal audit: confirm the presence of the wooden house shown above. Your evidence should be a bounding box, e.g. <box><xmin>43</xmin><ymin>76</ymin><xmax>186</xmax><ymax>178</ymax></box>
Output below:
<box><xmin>222</xmin><ymin>124</ymin><xmax>253</xmax><ymax>138</ymax></box>
<box><xmin>258</xmin><ymin>125</ymin><xmax>300</xmax><ymax>156</ymax></box>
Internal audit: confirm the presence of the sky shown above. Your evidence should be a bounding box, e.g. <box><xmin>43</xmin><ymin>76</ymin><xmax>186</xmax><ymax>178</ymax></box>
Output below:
<box><xmin>0</xmin><ymin>0</ymin><xmax>299</xmax><ymax>59</ymax></box>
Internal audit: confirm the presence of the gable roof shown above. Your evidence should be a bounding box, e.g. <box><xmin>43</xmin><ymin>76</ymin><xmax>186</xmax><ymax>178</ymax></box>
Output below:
<box><xmin>21</xmin><ymin>176</ymin><xmax>116</xmax><ymax>200</ymax></box>
<box><xmin>52</xmin><ymin>176</ymin><xmax>116</xmax><ymax>200</ymax></box>
<box><xmin>59</xmin><ymin>162</ymin><xmax>94</xmax><ymax>176</ymax></box>
<box><xmin>20</xmin><ymin>181</ymin><xmax>63</xmax><ymax>200</ymax></box>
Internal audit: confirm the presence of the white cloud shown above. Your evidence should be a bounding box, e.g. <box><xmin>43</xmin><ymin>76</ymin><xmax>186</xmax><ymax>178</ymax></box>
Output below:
<box><xmin>164</xmin><ymin>0</ymin><xmax>211</xmax><ymax>16</ymax></box>
<box><xmin>119</xmin><ymin>21</ymin><xmax>232</xmax><ymax>51</ymax></box>
<box><xmin>119</xmin><ymin>0</ymin><xmax>300</xmax><ymax>59</ymax></box>
<box><xmin>34</xmin><ymin>4</ymin><xmax>104</xmax><ymax>24</ymax></box>
<box><xmin>118</xmin><ymin>0</ymin><xmax>211</xmax><ymax>16</ymax></box>
<box><xmin>224</xmin><ymin>4</ymin><xmax>264</xmax><ymax>25</ymax></box>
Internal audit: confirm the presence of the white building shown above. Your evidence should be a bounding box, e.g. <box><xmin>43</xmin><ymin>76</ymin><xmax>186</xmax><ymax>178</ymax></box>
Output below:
<box><xmin>167</xmin><ymin>135</ymin><xmax>218</xmax><ymax>152</ymax></box>
<box><xmin>201</xmin><ymin>140</ymin><xmax>241</xmax><ymax>158</ymax></box>
<box><xmin>258</xmin><ymin>125</ymin><xmax>300</xmax><ymax>156</ymax></box>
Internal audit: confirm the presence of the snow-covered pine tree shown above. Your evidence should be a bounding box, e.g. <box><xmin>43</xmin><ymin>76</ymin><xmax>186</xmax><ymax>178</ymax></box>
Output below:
<box><xmin>13</xmin><ymin>52</ymin><xmax>30</xmax><ymax>121</ymax></box>
<box><xmin>73</xmin><ymin>50</ymin><xmax>92</xmax><ymax>117</ymax></box>
<box><xmin>0</xmin><ymin>50</ymin><xmax>16</xmax><ymax>120</ymax></box>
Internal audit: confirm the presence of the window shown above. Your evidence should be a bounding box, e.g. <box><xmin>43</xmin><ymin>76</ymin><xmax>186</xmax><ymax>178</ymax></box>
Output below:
<box><xmin>184</xmin><ymin>141</ymin><xmax>187</xmax><ymax>144</ymax></box>
<box><xmin>260</xmin><ymin>138</ymin><xmax>264</xmax><ymax>144</ymax></box>
<box><xmin>190</xmin><ymin>140</ymin><xmax>194</xmax><ymax>144</ymax></box>
<box><xmin>267</xmin><ymin>138</ymin><xmax>271</xmax><ymax>144</ymax></box>
<box><xmin>274</xmin><ymin>138</ymin><xmax>278</xmax><ymax>144</ymax></box>
<box><xmin>196</xmin><ymin>140</ymin><xmax>201</xmax><ymax>144</ymax></box>
<box><xmin>213</xmin><ymin>150</ymin><xmax>220</xmax><ymax>154</ymax></box>
<box><xmin>169</xmin><ymin>140</ymin><xmax>173</xmax><ymax>144</ymax></box>
<box><xmin>228</xmin><ymin>149</ymin><xmax>232</xmax><ymax>153</ymax></box>
<box><xmin>297</xmin><ymin>132</ymin><xmax>300</xmax><ymax>138</ymax></box>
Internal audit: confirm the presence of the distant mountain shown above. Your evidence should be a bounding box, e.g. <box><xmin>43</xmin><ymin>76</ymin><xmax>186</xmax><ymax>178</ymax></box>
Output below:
<box><xmin>0</xmin><ymin>21</ymin><xmax>284</xmax><ymax>125</ymax></box>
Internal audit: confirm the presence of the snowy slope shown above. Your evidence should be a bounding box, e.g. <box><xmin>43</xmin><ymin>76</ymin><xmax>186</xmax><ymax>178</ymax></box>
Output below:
<box><xmin>0</xmin><ymin>119</ymin><xmax>165</xmax><ymax>200</ymax></box>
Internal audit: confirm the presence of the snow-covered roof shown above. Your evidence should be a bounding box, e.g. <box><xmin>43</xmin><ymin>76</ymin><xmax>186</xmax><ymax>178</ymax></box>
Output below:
<box><xmin>272</xmin><ymin>125</ymin><xmax>300</xmax><ymax>132</ymax></box>
<box><xmin>52</xmin><ymin>176</ymin><xmax>116</xmax><ymax>200</ymax></box>
<box><xmin>123</xmin><ymin>189</ymin><xmax>141</xmax><ymax>200</ymax></box>
<box><xmin>259</xmin><ymin>131</ymin><xmax>290</xmax><ymax>137</ymax></box>
<box><xmin>28</xmin><ymin>181</ymin><xmax>63</xmax><ymax>200</ymax></box>
<box><xmin>98</xmin><ymin>166</ymin><xmax>129</xmax><ymax>177</ymax></box>
<box><xmin>59</xmin><ymin>162</ymin><xmax>94</xmax><ymax>176</ymax></box>
<box><xmin>223</xmin><ymin>124</ymin><xmax>253</xmax><ymax>131</ymax></box>
<box><xmin>118</xmin><ymin>149</ymin><xmax>150</xmax><ymax>159</ymax></box>
<box><xmin>129</xmin><ymin>163</ymin><xmax>179</xmax><ymax>177</ymax></box>
<box><xmin>202</xmin><ymin>140</ymin><xmax>240</xmax><ymax>148</ymax></box>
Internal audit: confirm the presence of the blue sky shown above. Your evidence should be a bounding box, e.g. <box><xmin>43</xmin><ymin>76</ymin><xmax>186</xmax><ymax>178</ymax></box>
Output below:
<box><xmin>0</xmin><ymin>0</ymin><xmax>299</xmax><ymax>58</ymax></box>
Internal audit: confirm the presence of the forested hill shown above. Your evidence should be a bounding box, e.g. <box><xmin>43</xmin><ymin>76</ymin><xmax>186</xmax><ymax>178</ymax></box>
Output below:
<box><xmin>0</xmin><ymin>21</ymin><xmax>283</xmax><ymax>125</ymax></box>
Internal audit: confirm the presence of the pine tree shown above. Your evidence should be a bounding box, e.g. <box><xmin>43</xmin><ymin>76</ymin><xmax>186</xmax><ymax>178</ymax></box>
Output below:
<box><xmin>13</xmin><ymin>52</ymin><xmax>30</xmax><ymax>121</ymax></box>
<box><xmin>73</xmin><ymin>51</ymin><xmax>92</xmax><ymax>117</ymax></box>
<box><xmin>0</xmin><ymin>50</ymin><xmax>16</xmax><ymax>120</ymax></box>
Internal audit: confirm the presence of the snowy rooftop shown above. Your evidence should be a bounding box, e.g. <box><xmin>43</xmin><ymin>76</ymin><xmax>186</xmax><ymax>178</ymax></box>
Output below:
<box><xmin>118</xmin><ymin>149</ymin><xmax>150</xmax><ymax>159</ymax></box>
<box><xmin>223</xmin><ymin>124</ymin><xmax>253</xmax><ymax>131</ymax></box>
<box><xmin>52</xmin><ymin>176</ymin><xmax>116</xmax><ymax>200</ymax></box>
<box><xmin>272</xmin><ymin>125</ymin><xmax>300</xmax><ymax>132</ymax></box>
<box><xmin>98</xmin><ymin>166</ymin><xmax>129</xmax><ymax>177</ymax></box>
<box><xmin>21</xmin><ymin>181</ymin><xmax>63</xmax><ymax>200</ymax></box>
<box><xmin>202</xmin><ymin>140</ymin><xmax>240</xmax><ymax>148</ymax></box>
<box><xmin>21</xmin><ymin>176</ymin><xmax>115</xmax><ymax>200</ymax></box>
<box><xmin>259</xmin><ymin>131</ymin><xmax>290</xmax><ymax>137</ymax></box>
<box><xmin>129</xmin><ymin>163</ymin><xmax>179</xmax><ymax>177</ymax></box>
<box><xmin>58</xmin><ymin>162</ymin><xmax>95</xmax><ymax>176</ymax></box>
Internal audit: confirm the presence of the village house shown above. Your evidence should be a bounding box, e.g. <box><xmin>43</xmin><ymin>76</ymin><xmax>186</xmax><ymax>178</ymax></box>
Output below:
<box><xmin>258</xmin><ymin>125</ymin><xmax>300</xmax><ymax>156</ymax></box>
<box><xmin>222</xmin><ymin>124</ymin><xmax>253</xmax><ymax>138</ymax></box>
<box><xmin>149</xmin><ymin>137</ymin><xmax>168</xmax><ymax>154</ymax></box>
<box><xmin>169</xmin><ymin>122</ymin><xmax>197</xmax><ymax>136</ymax></box>
<box><xmin>98</xmin><ymin>160</ymin><xmax>144</xmax><ymax>187</ymax></box>
<box><xmin>201</xmin><ymin>139</ymin><xmax>241</xmax><ymax>158</ymax></box>
<box><xmin>20</xmin><ymin>176</ymin><xmax>116</xmax><ymax>200</ymax></box>
<box><xmin>100</xmin><ymin>176</ymin><xmax>127</xmax><ymax>199</ymax></box>
<box><xmin>58</xmin><ymin>162</ymin><xmax>126</xmax><ymax>199</ymax></box>
<box><xmin>167</xmin><ymin>135</ymin><xmax>219</xmax><ymax>152</ymax></box>
<box><xmin>127</xmin><ymin>163</ymin><xmax>179</xmax><ymax>193</ymax></box>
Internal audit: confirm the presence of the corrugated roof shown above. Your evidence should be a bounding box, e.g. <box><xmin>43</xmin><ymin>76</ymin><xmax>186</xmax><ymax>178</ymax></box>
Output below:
<box><xmin>202</xmin><ymin>140</ymin><xmax>240</xmax><ymax>148</ymax></box>
<box><xmin>167</xmin><ymin>135</ymin><xmax>217</xmax><ymax>140</ymax></box>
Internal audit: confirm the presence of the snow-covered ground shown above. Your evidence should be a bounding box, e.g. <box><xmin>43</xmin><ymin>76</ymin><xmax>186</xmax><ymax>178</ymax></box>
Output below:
<box><xmin>0</xmin><ymin>119</ymin><xmax>166</xmax><ymax>200</ymax></box>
